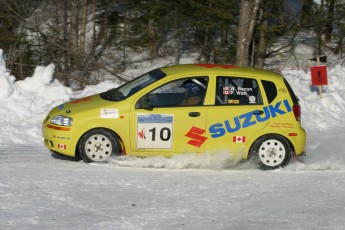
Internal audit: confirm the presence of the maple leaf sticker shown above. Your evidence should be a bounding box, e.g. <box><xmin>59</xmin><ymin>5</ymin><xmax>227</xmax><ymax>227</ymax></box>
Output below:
<box><xmin>138</xmin><ymin>129</ymin><xmax>146</xmax><ymax>139</ymax></box>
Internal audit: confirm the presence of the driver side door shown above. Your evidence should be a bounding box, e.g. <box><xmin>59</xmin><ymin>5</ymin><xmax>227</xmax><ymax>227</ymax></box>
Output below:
<box><xmin>129</xmin><ymin>76</ymin><xmax>209</xmax><ymax>157</ymax></box>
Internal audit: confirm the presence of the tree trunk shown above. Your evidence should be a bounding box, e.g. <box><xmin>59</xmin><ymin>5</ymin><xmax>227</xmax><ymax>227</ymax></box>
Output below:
<box><xmin>300</xmin><ymin>0</ymin><xmax>314</xmax><ymax>26</ymax></box>
<box><xmin>174</xmin><ymin>5</ymin><xmax>180</xmax><ymax>64</ymax></box>
<box><xmin>80</xmin><ymin>0</ymin><xmax>88</xmax><ymax>52</ymax></box>
<box><xmin>70</xmin><ymin>0</ymin><xmax>79</xmax><ymax>68</ymax></box>
<box><xmin>236</xmin><ymin>0</ymin><xmax>260</xmax><ymax>66</ymax></box>
<box><xmin>325</xmin><ymin>0</ymin><xmax>335</xmax><ymax>42</ymax></box>
<box><xmin>122</xmin><ymin>10</ymin><xmax>128</xmax><ymax>70</ymax></box>
<box><xmin>62</xmin><ymin>0</ymin><xmax>69</xmax><ymax>73</ymax></box>
<box><xmin>255</xmin><ymin>20</ymin><xmax>267</xmax><ymax>68</ymax></box>
<box><xmin>91</xmin><ymin>0</ymin><xmax>96</xmax><ymax>59</ymax></box>
<box><xmin>148</xmin><ymin>8</ymin><xmax>157</xmax><ymax>63</ymax></box>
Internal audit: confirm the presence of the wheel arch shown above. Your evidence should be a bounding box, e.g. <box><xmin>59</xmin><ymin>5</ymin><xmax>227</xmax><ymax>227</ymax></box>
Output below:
<box><xmin>246</xmin><ymin>133</ymin><xmax>294</xmax><ymax>159</ymax></box>
<box><xmin>75</xmin><ymin>127</ymin><xmax>126</xmax><ymax>157</ymax></box>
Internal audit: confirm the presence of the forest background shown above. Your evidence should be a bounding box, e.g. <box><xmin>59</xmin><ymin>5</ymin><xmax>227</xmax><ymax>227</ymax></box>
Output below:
<box><xmin>0</xmin><ymin>0</ymin><xmax>344</xmax><ymax>89</ymax></box>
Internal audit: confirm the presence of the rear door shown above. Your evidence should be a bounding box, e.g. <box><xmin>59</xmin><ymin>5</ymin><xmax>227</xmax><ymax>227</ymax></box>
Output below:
<box><xmin>205</xmin><ymin>75</ymin><xmax>270</xmax><ymax>154</ymax></box>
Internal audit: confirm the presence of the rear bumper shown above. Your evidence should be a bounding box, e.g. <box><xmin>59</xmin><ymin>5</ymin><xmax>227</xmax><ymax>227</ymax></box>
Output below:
<box><xmin>287</xmin><ymin>127</ymin><xmax>306</xmax><ymax>156</ymax></box>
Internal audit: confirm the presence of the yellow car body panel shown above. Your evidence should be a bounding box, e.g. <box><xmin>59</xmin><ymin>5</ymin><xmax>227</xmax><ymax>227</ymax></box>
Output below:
<box><xmin>42</xmin><ymin>64</ymin><xmax>306</xmax><ymax>164</ymax></box>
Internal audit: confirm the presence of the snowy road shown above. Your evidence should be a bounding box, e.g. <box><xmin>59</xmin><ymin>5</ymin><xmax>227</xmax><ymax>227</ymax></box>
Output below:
<box><xmin>1</xmin><ymin>142</ymin><xmax>345</xmax><ymax>230</ymax></box>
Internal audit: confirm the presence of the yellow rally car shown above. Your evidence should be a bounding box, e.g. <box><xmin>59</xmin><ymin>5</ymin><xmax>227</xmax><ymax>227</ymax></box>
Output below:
<box><xmin>42</xmin><ymin>64</ymin><xmax>306</xmax><ymax>169</ymax></box>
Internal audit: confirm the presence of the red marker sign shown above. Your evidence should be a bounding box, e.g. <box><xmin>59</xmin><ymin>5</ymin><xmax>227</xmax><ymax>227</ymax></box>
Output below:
<box><xmin>311</xmin><ymin>66</ymin><xmax>328</xmax><ymax>86</ymax></box>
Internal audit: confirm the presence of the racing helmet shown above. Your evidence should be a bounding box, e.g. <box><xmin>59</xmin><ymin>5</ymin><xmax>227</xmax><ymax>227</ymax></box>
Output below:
<box><xmin>181</xmin><ymin>80</ymin><xmax>201</xmax><ymax>98</ymax></box>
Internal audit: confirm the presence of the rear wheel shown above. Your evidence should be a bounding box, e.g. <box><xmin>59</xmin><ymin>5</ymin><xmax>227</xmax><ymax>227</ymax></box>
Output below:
<box><xmin>250</xmin><ymin>135</ymin><xmax>291</xmax><ymax>170</ymax></box>
<box><xmin>78</xmin><ymin>128</ymin><xmax>121</xmax><ymax>163</ymax></box>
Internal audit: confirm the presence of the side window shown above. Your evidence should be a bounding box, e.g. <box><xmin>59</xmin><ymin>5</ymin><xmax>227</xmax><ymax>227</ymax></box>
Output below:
<box><xmin>136</xmin><ymin>76</ymin><xmax>208</xmax><ymax>108</ymax></box>
<box><xmin>215</xmin><ymin>76</ymin><xmax>262</xmax><ymax>105</ymax></box>
<box><xmin>261</xmin><ymin>80</ymin><xmax>277</xmax><ymax>104</ymax></box>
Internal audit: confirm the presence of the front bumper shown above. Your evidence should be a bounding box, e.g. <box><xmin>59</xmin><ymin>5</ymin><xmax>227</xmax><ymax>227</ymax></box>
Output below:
<box><xmin>42</xmin><ymin>123</ymin><xmax>77</xmax><ymax>157</ymax></box>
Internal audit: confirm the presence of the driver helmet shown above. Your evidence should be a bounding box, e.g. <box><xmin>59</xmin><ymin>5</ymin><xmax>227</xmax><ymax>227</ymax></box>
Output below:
<box><xmin>181</xmin><ymin>80</ymin><xmax>200</xmax><ymax>98</ymax></box>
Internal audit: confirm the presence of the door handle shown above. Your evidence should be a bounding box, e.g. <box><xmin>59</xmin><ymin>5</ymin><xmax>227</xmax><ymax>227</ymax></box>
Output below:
<box><xmin>252</xmin><ymin>110</ymin><xmax>264</xmax><ymax>115</ymax></box>
<box><xmin>189</xmin><ymin>112</ymin><xmax>200</xmax><ymax>117</ymax></box>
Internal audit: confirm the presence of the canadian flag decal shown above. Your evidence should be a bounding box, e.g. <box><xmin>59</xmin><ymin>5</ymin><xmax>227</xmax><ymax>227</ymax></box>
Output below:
<box><xmin>233</xmin><ymin>136</ymin><xmax>246</xmax><ymax>143</ymax></box>
<box><xmin>58</xmin><ymin>144</ymin><xmax>67</xmax><ymax>149</ymax></box>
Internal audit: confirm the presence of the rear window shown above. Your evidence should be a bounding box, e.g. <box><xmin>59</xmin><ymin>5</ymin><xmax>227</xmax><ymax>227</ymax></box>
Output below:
<box><xmin>284</xmin><ymin>78</ymin><xmax>299</xmax><ymax>105</ymax></box>
<box><xmin>261</xmin><ymin>80</ymin><xmax>277</xmax><ymax>104</ymax></box>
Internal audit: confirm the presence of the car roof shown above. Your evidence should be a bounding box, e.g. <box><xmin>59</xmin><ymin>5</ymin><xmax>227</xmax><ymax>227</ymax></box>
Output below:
<box><xmin>159</xmin><ymin>64</ymin><xmax>283</xmax><ymax>81</ymax></box>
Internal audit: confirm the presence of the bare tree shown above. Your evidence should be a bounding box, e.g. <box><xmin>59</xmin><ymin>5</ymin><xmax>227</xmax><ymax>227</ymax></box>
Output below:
<box><xmin>236</xmin><ymin>0</ymin><xmax>260</xmax><ymax>66</ymax></box>
<box><xmin>70</xmin><ymin>0</ymin><xmax>80</xmax><ymax>69</ymax></box>
<box><xmin>80</xmin><ymin>0</ymin><xmax>88</xmax><ymax>52</ymax></box>
<box><xmin>325</xmin><ymin>0</ymin><xmax>335</xmax><ymax>41</ymax></box>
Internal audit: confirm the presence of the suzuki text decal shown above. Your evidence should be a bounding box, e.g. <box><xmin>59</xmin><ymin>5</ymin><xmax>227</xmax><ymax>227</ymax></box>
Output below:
<box><xmin>137</xmin><ymin>114</ymin><xmax>173</xmax><ymax>149</ymax></box>
<box><xmin>210</xmin><ymin>99</ymin><xmax>292</xmax><ymax>138</ymax></box>
<box><xmin>185</xmin><ymin>126</ymin><xmax>208</xmax><ymax>148</ymax></box>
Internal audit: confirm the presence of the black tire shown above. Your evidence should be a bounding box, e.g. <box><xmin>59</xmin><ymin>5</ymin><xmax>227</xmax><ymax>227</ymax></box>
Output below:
<box><xmin>250</xmin><ymin>134</ymin><xmax>292</xmax><ymax>170</ymax></box>
<box><xmin>78</xmin><ymin>128</ymin><xmax>121</xmax><ymax>163</ymax></box>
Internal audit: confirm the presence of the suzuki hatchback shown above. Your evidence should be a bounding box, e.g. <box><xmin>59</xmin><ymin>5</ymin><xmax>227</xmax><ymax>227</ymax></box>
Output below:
<box><xmin>42</xmin><ymin>64</ymin><xmax>306</xmax><ymax>169</ymax></box>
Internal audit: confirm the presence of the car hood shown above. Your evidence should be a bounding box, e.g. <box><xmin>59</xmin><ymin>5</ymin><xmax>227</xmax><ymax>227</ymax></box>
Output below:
<box><xmin>51</xmin><ymin>94</ymin><xmax>117</xmax><ymax>116</ymax></box>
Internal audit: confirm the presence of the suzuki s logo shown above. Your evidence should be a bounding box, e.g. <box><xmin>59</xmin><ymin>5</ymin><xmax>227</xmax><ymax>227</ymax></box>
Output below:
<box><xmin>185</xmin><ymin>126</ymin><xmax>208</xmax><ymax>148</ymax></box>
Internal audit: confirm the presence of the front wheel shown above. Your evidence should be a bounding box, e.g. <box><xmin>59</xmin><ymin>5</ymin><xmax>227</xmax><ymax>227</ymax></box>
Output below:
<box><xmin>250</xmin><ymin>135</ymin><xmax>292</xmax><ymax>170</ymax></box>
<box><xmin>78</xmin><ymin>128</ymin><xmax>121</xmax><ymax>163</ymax></box>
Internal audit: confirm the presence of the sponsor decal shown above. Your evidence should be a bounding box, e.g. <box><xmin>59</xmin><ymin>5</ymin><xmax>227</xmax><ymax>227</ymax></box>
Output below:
<box><xmin>195</xmin><ymin>64</ymin><xmax>236</xmax><ymax>69</ymax></box>
<box><xmin>100</xmin><ymin>108</ymin><xmax>119</xmax><ymax>118</ymax></box>
<box><xmin>228</xmin><ymin>99</ymin><xmax>240</xmax><ymax>104</ymax></box>
<box><xmin>249</xmin><ymin>96</ymin><xmax>256</xmax><ymax>104</ymax></box>
<box><xmin>57</xmin><ymin>144</ymin><xmax>67</xmax><ymax>149</ymax></box>
<box><xmin>233</xmin><ymin>136</ymin><xmax>246</xmax><ymax>143</ymax></box>
<box><xmin>209</xmin><ymin>99</ymin><xmax>292</xmax><ymax>138</ymax></box>
<box><xmin>270</xmin><ymin>122</ymin><xmax>295</xmax><ymax>129</ymax></box>
<box><xmin>70</xmin><ymin>97</ymin><xmax>91</xmax><ymax>104</ymax></box>
<box><xmin>137</xmin><ymin>114</ymin><xmax>173</xmax><ymax>149</ymax></box>
<box><xmin>53</xmin><ymin>135</ymin><xmax>71</xmax><ymax>140</ymax></box>
<box><xmin>185</xmin><ymin>126</ymin><xmax>208</xmax><ymax>148</ymax></box>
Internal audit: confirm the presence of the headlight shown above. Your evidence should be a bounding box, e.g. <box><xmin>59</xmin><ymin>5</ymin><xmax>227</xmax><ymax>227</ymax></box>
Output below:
<box><xmin>50</xmin><ymin>115</ymin><xmax>73</xmax><ymax>126</ymax></box>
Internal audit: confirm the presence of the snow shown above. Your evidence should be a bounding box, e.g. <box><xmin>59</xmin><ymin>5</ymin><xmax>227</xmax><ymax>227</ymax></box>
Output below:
<box><xmin>1</xmin><ymin>48</ymin><xmax>345</xmax><ymax>229</ymax></box>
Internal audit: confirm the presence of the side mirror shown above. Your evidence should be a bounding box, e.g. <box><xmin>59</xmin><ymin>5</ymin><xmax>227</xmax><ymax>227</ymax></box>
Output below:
<box><xmin>140</xmin><ymin>98</ymin><xmax>153</xmax><ymax>110</ymax></box>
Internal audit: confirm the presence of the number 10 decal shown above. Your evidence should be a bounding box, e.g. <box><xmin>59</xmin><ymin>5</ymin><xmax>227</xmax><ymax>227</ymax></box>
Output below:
<box><xmin>149</xmin><ymin>127</ymin><xmax>171</xmax><ymax>141</ymax></box>
<box><xmin>137</xmin><ymin>114</ymin><xmax>173</xmax><ymax>149</ymax></box>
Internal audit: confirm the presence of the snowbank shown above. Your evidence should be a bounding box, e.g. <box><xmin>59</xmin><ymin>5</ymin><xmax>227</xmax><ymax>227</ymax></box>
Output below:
<box><xmin>0</xmin><ymin>49</ymin><xmax>124</xmax><ymax>146</ymax></box>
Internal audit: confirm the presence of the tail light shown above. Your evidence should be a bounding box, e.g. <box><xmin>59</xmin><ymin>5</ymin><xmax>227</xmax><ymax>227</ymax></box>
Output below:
<box><xmin>293</xmin><ymin>104</ymin><xmax>301</xmax><ymax>121</ymax></box>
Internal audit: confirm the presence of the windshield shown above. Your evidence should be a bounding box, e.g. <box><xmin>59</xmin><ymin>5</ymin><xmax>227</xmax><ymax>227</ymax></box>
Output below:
<box><xmin>100</xmin><ymin>68</ymin><xmax>167</xmax><ymax>101</ymax></box>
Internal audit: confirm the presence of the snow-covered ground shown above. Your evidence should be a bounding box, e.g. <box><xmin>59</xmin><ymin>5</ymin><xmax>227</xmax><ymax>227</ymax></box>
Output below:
<box><xmin>1</xmin><ymin>48</ymin><xmax>345</xmax><ymax>229</ymax></box>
